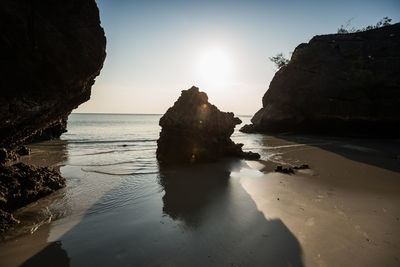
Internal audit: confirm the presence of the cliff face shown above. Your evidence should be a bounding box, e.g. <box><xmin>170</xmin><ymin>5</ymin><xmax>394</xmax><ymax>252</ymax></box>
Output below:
<box><xmin>0</xmin><ymin>0</ymin><xmax>106</xmax><ymax>232</ymax></box>
<box><xmin>242</xmin><ymin>23</ymin><xmax>400</xmax><ymax>136</ymax></box>
<box><xmin>157</xmin><ymin>87</ymin><xmax>259</xmax><ymax>165</ymax></box>
<box><xmin>0</xmin><ymin>0</ymin><xmax>106</xmax><ymax>148</ymax></box>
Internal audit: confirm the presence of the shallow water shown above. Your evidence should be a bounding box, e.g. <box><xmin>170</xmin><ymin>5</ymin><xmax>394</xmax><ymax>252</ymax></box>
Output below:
<box><xmin>2</xmin><ymin>114</ymin><xmax>400</xmax><ymax>267</ymax></box>
<box><xmin>0</xmin><ymin>114</ymin><xmax>305</xmax><ymax>267</ymax></box>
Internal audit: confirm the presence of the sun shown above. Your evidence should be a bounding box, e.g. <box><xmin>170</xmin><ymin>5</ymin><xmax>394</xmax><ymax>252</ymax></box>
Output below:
<box><xmin>195</xmin><ymin>47</ymin><xmax>232</xmax><ymax>88</ymax></box>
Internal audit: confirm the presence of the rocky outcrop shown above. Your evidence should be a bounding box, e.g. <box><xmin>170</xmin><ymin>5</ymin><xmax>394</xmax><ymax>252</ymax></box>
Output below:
<box><xmin>0</xmin><ymin>0</ymin><xmax>106</xmax><ymax>148</ymax></box>
<box><xmin>0</xmin><ymin>163</ymin><xmax>65</xmax><ymax>232</ymax></box>
<box><xmin>242</xmin><ymin>23</ymin><xmax>400</xmax><ymax>136</ymax></box>
<box><xmin>157</xmin><ymin>86</ymin><xmax>260</xmax><ymax>164</ymax></box>
<box><xmin>0</xmin><ymin>0</ymin><xmax>106</xmax><ymax>231</ymax></box>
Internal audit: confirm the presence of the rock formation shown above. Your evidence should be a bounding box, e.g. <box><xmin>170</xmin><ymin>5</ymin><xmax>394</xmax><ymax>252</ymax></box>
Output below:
<box><xmin>0</xmin><ymin>163</ymin><xmax>65</xmax><ymax>232</ymax></box>
<box><xmin>157</xmin><ymin>86</ymin><xmax>260</xmax><ymax>164</ymax></box>
<box><xmin>0</xmin><ymin>0</ymin><xmax>106</xmax><ymax>148</ymax></box>
<box><xmin>0</xmin><ymin>0</ymin><xmax>106</xmax><ymax>231</ymax></box>
<box><xmin>241</xmin><ymin>23</ymin><xmax>400</xmax><ymax>136</ymax></box>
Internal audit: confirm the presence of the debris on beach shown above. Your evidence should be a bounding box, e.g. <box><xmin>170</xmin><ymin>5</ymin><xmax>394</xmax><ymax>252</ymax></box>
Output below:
<box><xmin>275</xmin><ymin>164</ymin><xmax>309</xmax><ymax>174</ymax></box>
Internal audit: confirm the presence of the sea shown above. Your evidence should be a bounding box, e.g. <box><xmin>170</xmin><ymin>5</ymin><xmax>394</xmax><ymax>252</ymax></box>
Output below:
<box><xmin>0</xmin><ymin>114</ymin><xmax>304</xmax><ymax>267</ymax></box>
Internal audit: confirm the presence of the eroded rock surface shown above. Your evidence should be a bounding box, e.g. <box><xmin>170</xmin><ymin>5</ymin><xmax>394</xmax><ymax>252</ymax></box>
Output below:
<box><xmin>0</xmin><ymin>163</ymin><xmax>65</xmax><ymax>232</ymax></box>
<box><xmin>242</xmin><ymin>23</ymin><xmax>400</xmax><ymax>136</ymax></box>
<box><xmin>157</xmin><ymin>86</ymin><xmax>260</xmax><ymax>164</ymax></box>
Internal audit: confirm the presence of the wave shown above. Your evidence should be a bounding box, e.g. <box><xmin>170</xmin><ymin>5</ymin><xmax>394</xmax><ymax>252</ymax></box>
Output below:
<box><xmin>71</xmin><ymin>160</ymin><xmax>157</xmax><ymax>168</ymax></box>
<box><xmin>67</xmin><ymin>139</ymin><xmax>157</xmax><ymax>144</ymax></box>
<box><xmin>70</xmin><ymin>160</ymin><xmax>137</xmax><ymax>167</ymax></box>
<box><xmin>72</xmin><ymin>148</ymin><xmax>155</xmax><ymax>157</ymax></box>
<box><xmin>81</xmin><ymin>168</ymin><xmax>159</xmax><ymax>176</ymax></box>
<box><xmin>266</xmin><ymin>143</ymin><xmax>330</xmax><ymax>150</ymax></box>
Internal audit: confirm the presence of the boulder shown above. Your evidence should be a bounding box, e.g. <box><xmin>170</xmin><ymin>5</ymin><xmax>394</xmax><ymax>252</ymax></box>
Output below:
<box><xmin>241</xmin><ymin>23</ymin><xmax>400</xmax><ymax>137</ymax></box>
<box><xmin>157</xmin><ymin>86</ymin><xmax>260</xmax><ymax>164</ymax></box>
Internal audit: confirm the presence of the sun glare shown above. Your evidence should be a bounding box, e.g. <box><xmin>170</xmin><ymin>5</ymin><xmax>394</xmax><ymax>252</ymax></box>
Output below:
<box><xmin>195</xmin><ymin>47</ymin><xmax>232</xmax><ymax>88</ymax></box>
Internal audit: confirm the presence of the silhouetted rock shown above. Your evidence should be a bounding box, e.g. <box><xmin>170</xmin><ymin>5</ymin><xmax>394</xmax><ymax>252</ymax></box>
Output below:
<box><xmin>157</xmin><ymin>86</ymin><xmax>260</xmax><ymax>164</ymax></box>
<box><xmin>0</xmin><ymin>163</ymin><xmax>65</xmax><ymax>232</ymax></box>
<box><xmin>241</xmin><ymin>23</ymin><xmax>400</xmax><ymax>137</ymax></box>
<box><xmin>0</xmin><ymin>0</ymin><xmax>105</xmax><ymax>232</ymax></box>
<box><xmin>0</xmin><ymin>0</ymin><xmax>106</xmax><ymax>148</ymax></box>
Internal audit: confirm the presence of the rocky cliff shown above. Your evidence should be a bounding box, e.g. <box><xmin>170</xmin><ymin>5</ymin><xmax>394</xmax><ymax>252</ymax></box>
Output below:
<box><xmin>157</xmin><ymin>86</ymin><xmax>259</xmax><ymax>165</ymax></box>
<box><xmin>0</xmin><ymin>0</ymin><xmax>106</xmax><ymax>148</ymax></box>
<box><xmin>241</xmin><ymin>23</ymin><xmax>400</xmax><ymax>136</ymax></box>
<box><xmin>0</xmin><ymin>0</ymin><xmax>106</xmax><ymax>232</ymax></box>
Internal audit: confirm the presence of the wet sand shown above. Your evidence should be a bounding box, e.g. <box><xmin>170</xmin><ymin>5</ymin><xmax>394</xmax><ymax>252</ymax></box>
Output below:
<box><xmin>0</xmin><ymin>136</ymin><xmax>399</xmax><ymax>266</ymax></box>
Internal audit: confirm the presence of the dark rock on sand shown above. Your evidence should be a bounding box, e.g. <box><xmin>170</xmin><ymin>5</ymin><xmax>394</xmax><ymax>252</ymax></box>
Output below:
<box><xmin>0</xmin><ymin>0</ymin><xmax>106</xmax><ymax>148</ymax></box>
<box><xmin>275</xmin><ymin>166</ymin><xmax>294</xmax><ymax>174</ymax></box>
<box><xmin>275</xmin><ymin>164</ymin><xmax>309</xmax><ymax>174</ymax></box>
<box><xmin>0</xmin><ymin>163</ymin><xmax>65</xmax><ymax>232</ymax></box>
<box><xmin>157</xmin><ymin>86</ymin><xmax>260</xmax><ymax>164</ymax></box>
<box><xmin>293</xmin><ymin>164</ymin><xmax>309</xmax><ymax>170</ymax></box>
<box><xmin>0</xmin><ymin>210</ymin><xmax>19</xmax><ymax>232</ymax></box>
<box><xmin>16</xmin><ymin>146</ymin><xmax>30</xmax><ymax>156</ymax></box>
<box><xmin>0</xmin><ymin>148</ymin><xmax>18</xmax><ymax>164</ymax></box>
<box><xmin>241</xmin><ymin>23</ymin><xmax>400</xmax><ymax>137</ymax></box>
<box><xmin>0</xmin><ymin>146</ymin><xmax>30</xmax><ymax>165</ymax></box>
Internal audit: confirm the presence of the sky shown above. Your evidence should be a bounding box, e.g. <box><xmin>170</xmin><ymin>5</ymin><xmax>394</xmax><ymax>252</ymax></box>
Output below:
<box><xmin>74</xmin><ymin>0</ymin><xmax>400</xmax><ymax>115</ymax></box>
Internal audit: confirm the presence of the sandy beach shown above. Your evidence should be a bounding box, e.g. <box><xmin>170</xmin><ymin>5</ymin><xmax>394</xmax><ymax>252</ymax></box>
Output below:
<box><xmin>242</xmin><ymin>135</ymin><xmax>400</xmax><ymax>266</ymax></box>
<box><xmin>0</xmin><ymin>133</ymin><xmax>399</xmax><ymax>267</ymax></box>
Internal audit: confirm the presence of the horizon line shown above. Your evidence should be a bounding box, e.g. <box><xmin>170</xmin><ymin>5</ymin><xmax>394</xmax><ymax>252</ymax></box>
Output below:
<box><xmin>71</xmin><ymin>112</ymin><xmax>252</xmax><ymax>117</ymax></box>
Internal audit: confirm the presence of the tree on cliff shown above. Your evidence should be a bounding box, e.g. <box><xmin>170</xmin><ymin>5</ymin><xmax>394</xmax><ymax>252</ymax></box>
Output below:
<box><xmin>269</xmin><ymin>53</ymin><xmax>289</xmax><ymax>70</ymax></box>
<box><xmin>338</xmin><ymin>17</ymin><xmax>392</xmax><ymax>34</ymax></box>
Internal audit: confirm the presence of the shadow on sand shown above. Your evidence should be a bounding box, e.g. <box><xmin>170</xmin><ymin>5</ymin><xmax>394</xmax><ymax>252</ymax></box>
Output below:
<box><xmin>21</xmin><ymin>241</ymin><xmax>70</xmax><ymax>267</ymax></box>
<box><xmin>262</xmin><ymin>134</ymin><xmax>400</xmax><ymax>173</ymax></box>
<box><xmin>21</xmin><ymin>158</ymin><xmax>303</xmax><ymax>267</ymax></box>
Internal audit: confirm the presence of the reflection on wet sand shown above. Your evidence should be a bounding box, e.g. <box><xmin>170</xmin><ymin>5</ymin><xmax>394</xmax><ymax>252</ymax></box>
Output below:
<box><xmin>159</xmin><ymin>159</ymin><xmax>303</xmax><ymax>266</ymax></box>
<box><xmin>15</xmin><ymin>159</ymin><xmax>303</xmax><ymax>267</ymax></box>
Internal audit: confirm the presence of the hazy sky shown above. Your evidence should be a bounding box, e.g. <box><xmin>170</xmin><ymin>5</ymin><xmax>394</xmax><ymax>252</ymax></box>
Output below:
<box><xmin>75</xmin><ymin>0</ymin><xmax>400</xmax><ymax>115</ymax></box>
